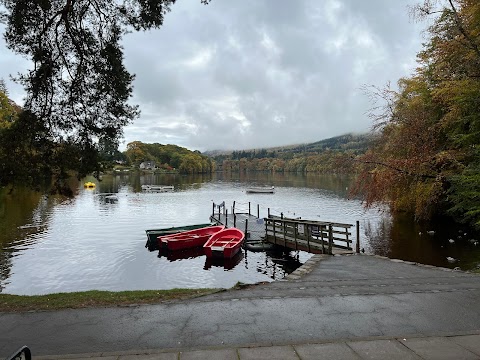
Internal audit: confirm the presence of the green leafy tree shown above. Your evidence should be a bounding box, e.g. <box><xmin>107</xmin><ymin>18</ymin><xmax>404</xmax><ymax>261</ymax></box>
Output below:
<box><xmin>125</xmin><ymin>141</ymin><xmax>147</xmax><ymax>166</ymax></box>
<box><xmin>0</xmin><ymin>0</ymin><xmax>210</xmax><ymax>191</ymax></box>
<box><xmin>178</xmin><ymin>154</ymin><xmax>199</xmax><ymax>174</ymax></box>
<box><xmin>124</xmin><ymin>141</ymin><xmax>212</xmax><ymax>173</ymax></box>
<box><xmin>0</xmin><ymin>86</ymin><xmax>18</xmax><ymax>129</ymax></box>
<box><xmin>98</xmin><ymin>136</ymin><xmax>122</xmax><ymax>164</ymax></box>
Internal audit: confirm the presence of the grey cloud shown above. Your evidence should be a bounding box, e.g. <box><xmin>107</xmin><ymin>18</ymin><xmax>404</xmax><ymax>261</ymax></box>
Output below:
<box><xmin>0</xmin><ymin>1</ymin><xmax>426</xmax><ymax>152</ymax></box>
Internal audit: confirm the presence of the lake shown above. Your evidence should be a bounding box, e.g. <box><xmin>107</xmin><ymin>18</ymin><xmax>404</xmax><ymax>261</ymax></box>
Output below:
<box><xmin>1</xmin><ymin>172</ymin><xmax>479</xmax><ymax>295</ymax></box>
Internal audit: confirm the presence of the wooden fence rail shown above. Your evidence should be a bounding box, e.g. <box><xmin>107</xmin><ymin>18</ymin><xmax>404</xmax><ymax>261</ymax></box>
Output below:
<box><xmin>265</xmin><ymin>216</ymin><xmax>353</xmax><ymax>254</ymax></box>
<box><xmin>211</xmin><ymin>202</ymin><xmax>359</xmax><ymax>255</ymax></box>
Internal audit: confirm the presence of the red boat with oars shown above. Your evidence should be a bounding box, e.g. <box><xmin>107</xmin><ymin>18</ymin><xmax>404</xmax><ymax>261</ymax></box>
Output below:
<box><xmin>158</xmin><ymin>225</ymin><xmax>225</xmax><ymax>251</ymax></box>
<box><xmin>203</xmin><ymin>228</ymin><xmax>245</xmax><ymax>258</ymax></box>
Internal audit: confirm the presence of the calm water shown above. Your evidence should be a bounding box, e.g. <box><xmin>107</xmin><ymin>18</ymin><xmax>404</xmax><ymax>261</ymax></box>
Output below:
<box><xmin>1</xmin><ymin>172</ymin><xmax>479</xmax><ymax>295</ymax></box>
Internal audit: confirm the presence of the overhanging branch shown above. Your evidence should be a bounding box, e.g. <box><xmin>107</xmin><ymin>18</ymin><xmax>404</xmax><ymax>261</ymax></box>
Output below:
<box><xmin>351</xmin><ymin>156</ymin><xmax>437</xmax><ymax>179</ymax></box>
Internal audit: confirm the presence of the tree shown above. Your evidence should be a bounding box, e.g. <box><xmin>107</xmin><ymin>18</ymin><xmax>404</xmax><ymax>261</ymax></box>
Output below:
<box><xmin>178</xmin><ymin>154</ymin><xmax>200</xmax><ymax>174</ymax></box>
<box><xmin>353</xmin><ymin>0</ymin><xmax>480</xmax><ymax>226</ymax></box>
<box><xmin>125</xmin><ymin>141</ymin><xmax>147</xmax><ymax>166</ymax></box>
<box><xmin>98</xmin><ymin>136</ymin><xmax>121</xmax><ymax>164</ymax></box>
<box><xmin>124</xmin><ymin>140</ymin><xmax>212</xmax><ymax>173</ymax></box>
<box><xmin>0</xmin><ymin>0</ymin><xmax>210</xmax><ymax>191</ymax></box>
<box><xmin>0</xmin><ymin>86</ymin><xmax>18</xmax><ymax>129</ymax></box>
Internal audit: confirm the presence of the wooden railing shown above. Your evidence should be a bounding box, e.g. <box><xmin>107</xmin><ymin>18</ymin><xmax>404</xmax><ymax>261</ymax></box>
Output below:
<box><xmin>265</xmin><ymin>215</ymin><xmax>354</xmax><ymax>254</ymax></box>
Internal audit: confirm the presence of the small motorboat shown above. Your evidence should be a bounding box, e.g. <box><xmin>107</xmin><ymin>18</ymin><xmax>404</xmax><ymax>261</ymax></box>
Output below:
<box><xmin>141</xmin><ymin>184</ymin><xmax>174</xmax><ymax>192</ymax></box>
<box><xmin>246</xmin><ymin>186</ymin><xmax>275</xmax><ymax>194</ymax></box>
<box><xmin>203</xmin><ymin>228</ymin><xmax>245</xmax><ymax>258</ymax></box>
<box><xmin>145</xmin><ymin>223</ymin><xmax>214</xmax><ymax>250</ymax></box>
<box><xmin>84</xmin><ymin>181</ymin><xmax>96</xmax><ymax>188</ymax></box>
<box><xmin>244</xmin><ymin>240</ymin><xmax>275</xmax><ymax>252</ymax></box>
<box><xmin>159</xmin><ymin>225</ymin><xmax>225</xmax><ymax>251</ymax></box>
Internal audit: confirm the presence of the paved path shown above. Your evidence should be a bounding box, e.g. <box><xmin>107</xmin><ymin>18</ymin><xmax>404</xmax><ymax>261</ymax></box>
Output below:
<box><xmin>1</xmin><ymin>254</ymin><xmax>480</xmax><ymax>359</ymax></box>
<box><xmin>32</xmin><ymin>334</ymin><xmax>480</xmax><ymax>359</ymax></box>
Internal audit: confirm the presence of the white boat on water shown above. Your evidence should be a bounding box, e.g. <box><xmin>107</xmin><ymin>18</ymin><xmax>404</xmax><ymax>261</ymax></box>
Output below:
<box><xmin>246</xmin><ymin>186</ymin><xmax>275</xmax><ymax>194</ymax></box>
<box><xmin>141</xmin><ymin>185</ymin><xmax>174</xmax><ymax>192</ymax></box>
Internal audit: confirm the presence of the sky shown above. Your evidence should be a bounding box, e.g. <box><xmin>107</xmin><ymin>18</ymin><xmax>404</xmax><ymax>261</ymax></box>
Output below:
<box><xmin>0</xmin><ymin>0</ymin><xmax>428</xmax><ymax>152</ymax></box>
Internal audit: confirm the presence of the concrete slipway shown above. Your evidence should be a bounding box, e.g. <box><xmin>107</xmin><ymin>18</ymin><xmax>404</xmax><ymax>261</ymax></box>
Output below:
<box><xmin>1</xmin><ymin>254</ymin><xmax>480</xmax><ymax>359</ymax></box>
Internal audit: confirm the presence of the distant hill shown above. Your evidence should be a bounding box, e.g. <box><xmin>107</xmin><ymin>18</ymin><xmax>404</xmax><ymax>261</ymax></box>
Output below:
<box><xmin>275</xmin><ymin>133</ymin><xmax>373</xmax><ymax>155</ymax></box>
<box><xmin>204</xmin><ymin>133</ymin><xmax>374</xmax><ymax>161</ymax></box>
<box><xmin>124</xmin><ymin>141</ymin><xmax>214</xmax><ymax>174</ymax></box>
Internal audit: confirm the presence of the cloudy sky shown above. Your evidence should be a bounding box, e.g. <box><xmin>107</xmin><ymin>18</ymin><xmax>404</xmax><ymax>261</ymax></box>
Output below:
<box><xmin>0</xmin><ymin>0</ymin><xmax>428</xmax><ymax>151</ymax></box>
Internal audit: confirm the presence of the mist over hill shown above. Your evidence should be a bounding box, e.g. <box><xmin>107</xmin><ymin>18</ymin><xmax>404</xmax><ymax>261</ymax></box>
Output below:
<box><xmin>204</xmin><ymin>133</ymin><xmax>373</xmax><ymax>161</ymax></box>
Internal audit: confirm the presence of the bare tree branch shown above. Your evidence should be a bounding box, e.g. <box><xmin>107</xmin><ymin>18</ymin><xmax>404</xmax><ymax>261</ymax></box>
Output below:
<box><xmin>351</xmin><ymin>156</ymin><xmax>437</xmax><ymax>179</ymax></box>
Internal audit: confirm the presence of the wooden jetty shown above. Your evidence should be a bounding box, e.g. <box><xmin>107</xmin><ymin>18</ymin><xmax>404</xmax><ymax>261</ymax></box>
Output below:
<box><xmin>210</xmin><ymin>201</ymin><xmax>265</xmax><ymax>241</ymax></box>
<box><xmin>210</xmin><ymin>201</ymin><xmax>359</xmax><ymax>255</ymax></box>
<box><xmin>265</xmin><ymin>215</ymin><xmax>355</xmax><ymax>255</ymax></box>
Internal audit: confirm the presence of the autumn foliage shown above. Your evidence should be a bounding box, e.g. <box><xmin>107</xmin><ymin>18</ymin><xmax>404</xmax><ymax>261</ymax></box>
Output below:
<box><xmin>126</xmin><ymin>141</ymin><xmax>214</xmax><ymax>174</ymax></box>
<box><xmin>352</xmin><ymin>0</ymin><xmax>480</xmax><ymax>227</ymax></box>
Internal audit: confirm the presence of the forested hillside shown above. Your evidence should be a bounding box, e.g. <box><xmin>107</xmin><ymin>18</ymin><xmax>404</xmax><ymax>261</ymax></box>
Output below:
<box><xmin>207</xmin><ymin>133</ymin><xmax>371</xmax><ymax>174</ymax></box>
<box><xmin>125</xmin><ymin>141</ymin><xmax>214</xmax><ymax>174</ymax></box>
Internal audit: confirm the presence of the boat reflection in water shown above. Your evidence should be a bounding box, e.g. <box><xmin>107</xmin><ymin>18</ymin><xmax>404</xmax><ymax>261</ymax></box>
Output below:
<box><xmin>156</xmin><ymin>246</ymin><xmax>244</xmax><ymax>271</ymax></box>
<box><xmin>204</xmin><ymin>251</ymin><xmax>244</xmax><ymax>270</ymax></box>
<box><xmin>157</xmin><ymin>247</ymin><xmax>205</xmax><ymax>262</ymax></box>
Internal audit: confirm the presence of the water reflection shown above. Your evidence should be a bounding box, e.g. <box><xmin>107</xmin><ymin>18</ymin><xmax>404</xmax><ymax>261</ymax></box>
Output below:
<box><xmin>363</xmin><ymin>216</ymin><xmax>393</xmax><ymax>255</ymax></box>
<box><xmin>204</xmin><ymin>251</ymin><xmax>244</xmax><ymax>271</ymax></box>
<box><xmin>0</xmin><ymin>189</ymin><xmax>57</xmax><ymax>292</ymax></box>
<box><xmin>1</xmin><ymin>172</ymin><xmax>480</xmax><ymax>295</ymax></box>
<box><xmin>157</xmin><ymin>247</ymin><xmax>205</xmax><ymax>261</ymax></box>
<box><xmin>364</xmin><ymin>212</ymin><xmax>480</xmax><ymax>269</ymax></box>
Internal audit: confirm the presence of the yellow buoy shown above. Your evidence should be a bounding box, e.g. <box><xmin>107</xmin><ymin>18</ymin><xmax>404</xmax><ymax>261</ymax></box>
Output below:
<box><xmin>84</xmin><ymin>181</ymin><xmax>96</xmax><ymax>188</ymax></box>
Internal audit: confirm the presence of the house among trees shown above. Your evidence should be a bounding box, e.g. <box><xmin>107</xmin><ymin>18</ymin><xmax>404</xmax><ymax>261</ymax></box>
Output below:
<box><xmin>139</xmin><ymin>161</ymin><xmax>156</xmax><ymax>170</ymax></box>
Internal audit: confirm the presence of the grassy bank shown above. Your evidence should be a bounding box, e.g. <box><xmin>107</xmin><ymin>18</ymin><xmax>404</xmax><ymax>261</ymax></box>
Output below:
<box><xmin>0</xmin><ymin>288</ymin><xmax>222</xmax><ymax>313</ymax></box>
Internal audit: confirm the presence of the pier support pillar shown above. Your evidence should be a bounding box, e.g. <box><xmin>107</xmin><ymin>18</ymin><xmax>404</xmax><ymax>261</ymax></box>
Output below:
<box><xmin>356</xmin><ymin>221</ymin><xmax>360</xmax><ymax>254</ymax></box>
<box><xmin>328</xmin><ymin>224</ymin><xmax>333</xmax><ymax>255</ymax></box>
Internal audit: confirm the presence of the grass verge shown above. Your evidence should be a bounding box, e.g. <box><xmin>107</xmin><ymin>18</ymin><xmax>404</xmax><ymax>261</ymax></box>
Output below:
<box><xmin>0</xmin><ymin>288</ymin><xmax>222</xmax><ymax>313</ymax></box>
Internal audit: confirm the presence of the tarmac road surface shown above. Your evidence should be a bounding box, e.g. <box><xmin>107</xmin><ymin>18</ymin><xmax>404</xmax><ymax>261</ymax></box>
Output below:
<box><xmin>1</xmin><ymin>254</ymin><xmax>480</xmax><ymax>357</ymax></box>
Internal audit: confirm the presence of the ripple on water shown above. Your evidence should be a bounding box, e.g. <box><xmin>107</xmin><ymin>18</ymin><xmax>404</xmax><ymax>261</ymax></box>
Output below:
<box><xmin>1</xmin><ymin>175</ymin><xmax>391</xmax><ymax>295</ymax></box>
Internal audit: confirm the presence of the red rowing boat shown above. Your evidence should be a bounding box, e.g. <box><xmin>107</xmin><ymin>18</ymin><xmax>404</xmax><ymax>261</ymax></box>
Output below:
<box><xmin>203</xmin><ymin>228</ymin><xmax>245</xmax><ymax>258</ymax></box>
<box><xmin>158</xmin><ymin>225</ymin><xmax>225</xmax><ymax>251</ymax></box>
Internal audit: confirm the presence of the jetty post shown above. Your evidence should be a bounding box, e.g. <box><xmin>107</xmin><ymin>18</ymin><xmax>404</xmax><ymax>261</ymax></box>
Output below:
<box><xmin>306</xmin><ymin>224</ymin><xmax>310</xmax><ymax>252</ymax></box>
<box><xmin>257</xmin><ymin>204</ymin><xmax>260</xmax><ymax>218</ymax></box>
<box><xmin>212</xmin><ymin>203</ymin><xmax>215</xmax><ymax>218</ymax></box>
<box><xmin>328</xmin><ymin>224</ymin><xmax>333</xmax><ymax>255</ymax></box>
<box><xmin>233</xmin><ymin>201</ymin><xmax>236</xmax><ymax>214</ymax></box>
<box><xmin>294</xmin><ymin>223</ymin><xmax>298</xmax><ymax>250</ymax></box>
<box><xmin>356</xmin><ymin>220</ymin><xmax>360</xmax><ymax>254</ymax></box>
<box><xmin>245</xmin><ymin>219</ymin><xmax>249</xmax><ymax>239</ymax></box>
<box><xmin>321</xmin><ymin>227</ymin><xmax>325</xmax><ymax>254</ymax></box>
<box><xmin>248</xmin><ymin>202</ymin><xmax>251</xmax><ymax>216</ymax></box>
<box><xmin>234</xmin><ymin>214</ymin><xmax>237</xmax><ymax>228</ymax></box>
<box><xmin>225</xmin><ymin>209</ymin><xmax>228</xmax><ymax>227</ymax></box>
